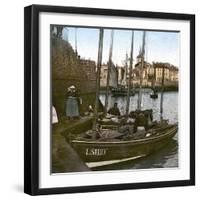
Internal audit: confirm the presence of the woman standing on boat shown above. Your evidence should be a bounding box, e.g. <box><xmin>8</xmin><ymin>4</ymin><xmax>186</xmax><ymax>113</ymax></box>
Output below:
<box><xmin>65</xmin><ymin>85</ymin><xmax>81</xmax><ymax>120</ymax></box>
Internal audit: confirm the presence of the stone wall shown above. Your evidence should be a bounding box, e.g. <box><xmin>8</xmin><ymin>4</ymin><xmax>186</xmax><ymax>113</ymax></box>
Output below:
<box><xmin>51</xmin><ymin>38</ymin><xmax>99</xmax><ymax>117</ymax></box>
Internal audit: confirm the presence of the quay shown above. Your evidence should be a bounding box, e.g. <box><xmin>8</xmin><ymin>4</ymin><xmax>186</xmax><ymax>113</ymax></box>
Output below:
<box><xmin>52</xmin><ymin>116</ymin><xmax>94</xmax><ymax>173</ymax></box>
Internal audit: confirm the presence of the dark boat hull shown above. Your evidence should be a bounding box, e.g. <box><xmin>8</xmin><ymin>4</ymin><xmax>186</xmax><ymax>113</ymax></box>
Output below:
<box><xmin>150</xmin><ymin>93</ymin><xmax>158</xmax><ymax>99</ymax></box>
<box><xmin>71</xmin><ymin>125</ymin><xmax>178</xmax><ymax>167</ymax></box>
<box><xmin>112</xmin><ymin>92</ymin><xmax>135</xmax><ymax>97</ymax></box>
<box><xmin>111</xmin><ymin>88</ymin><xmax>135</xmax><ymax>97</ymax></box>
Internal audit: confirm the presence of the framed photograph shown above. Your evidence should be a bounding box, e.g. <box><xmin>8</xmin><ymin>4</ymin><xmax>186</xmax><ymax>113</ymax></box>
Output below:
<box><xmin>24</xmin><ymin>4</ymin><xmax>195</xmax><ymax>195</ymax></box>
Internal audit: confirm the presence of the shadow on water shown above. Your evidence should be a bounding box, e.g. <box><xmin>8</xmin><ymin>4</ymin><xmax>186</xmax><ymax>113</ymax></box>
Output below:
<box><xmin>92</xmin><ymin>134</ymin><xmax>178</xmax><ymax>171</ymax></box>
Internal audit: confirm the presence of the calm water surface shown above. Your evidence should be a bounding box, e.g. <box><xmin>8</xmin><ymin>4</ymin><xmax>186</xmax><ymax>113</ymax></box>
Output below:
<box><xmin>98</xmin><ymin>91</ymin><xmax>178</xmax><ymax>170</ymax></box>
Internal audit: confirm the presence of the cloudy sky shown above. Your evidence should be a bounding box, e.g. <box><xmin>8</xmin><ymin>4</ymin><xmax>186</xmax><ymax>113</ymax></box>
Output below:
<box><xmin>62</xmin><ymin>27</ymin><xmax>179</xmax><ymax>67</ymax></box>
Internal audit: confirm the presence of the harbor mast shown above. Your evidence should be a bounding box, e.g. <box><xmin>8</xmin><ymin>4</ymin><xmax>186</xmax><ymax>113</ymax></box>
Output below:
<box><xmin>137</xmin><ymin>31</ymin><xmax>146</xmax><ymax>110</ymax></box>
<box><xmin>93</xmin><ymin>28</ymin><xmax>104</xmax><ymax>130</ymax></box>
<box><xmin>124</xmin><ymin>52</ymin><xmax>128</xmax><ymax>87</ymax></box>
<box><xmin>104</xmin><ymin>30</ymin><xmax>114</xmax><ymax>115</ymax></box>
<box><xmin>160</xmin><ymin>65</ymin><xmax>165</xmax><ymax>121</ymax></box>
<box><xmin>126</xmin><ymin>31</ymin><xmax>134</xmax><ymax>117</ymax></box>
<box><xmin>75</xmin><ymin>28</ymin><xmax>77</xmax><ymax>55</ymax></box>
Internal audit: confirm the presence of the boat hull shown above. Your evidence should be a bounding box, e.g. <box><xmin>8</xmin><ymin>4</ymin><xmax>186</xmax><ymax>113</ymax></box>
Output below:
<box><xmin>71</xmin><ymin>125</ymin><xmax>178</xmax><ymax>166</ymax></box>
<box><xmin>150</xmin><ymin>93</ymin><xmax>158</xmax><ymax>99</ymax></box>
<box><xmin>111</xmin><ymin>88</ymin><xmax>135</xmax><ymax>97</ymax></box>
<box><xmin>112</xmin><ymin>92</ymin><xmax>135</xmax><ymax>97</ymax></box>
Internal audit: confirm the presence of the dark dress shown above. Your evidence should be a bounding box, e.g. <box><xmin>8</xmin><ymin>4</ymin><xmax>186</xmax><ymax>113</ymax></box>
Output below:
<box><xmin>65</xmin><ymin>91</ymin><xmax>80</xmax><ymax>117</ymax></box>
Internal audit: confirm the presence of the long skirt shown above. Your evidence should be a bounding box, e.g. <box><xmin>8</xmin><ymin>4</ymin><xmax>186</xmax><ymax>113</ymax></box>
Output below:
<box><xmin>66</xmin><ymin>96</ymin><xmax>79</xmax><ymax>117</ymax></box>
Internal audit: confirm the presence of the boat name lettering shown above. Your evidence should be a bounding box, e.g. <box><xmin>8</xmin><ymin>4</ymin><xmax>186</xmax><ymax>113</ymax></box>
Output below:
<box><xmin>86</xmin><ymin>148</ymin><xmax>107</xmax><ymax>156</ymax></box>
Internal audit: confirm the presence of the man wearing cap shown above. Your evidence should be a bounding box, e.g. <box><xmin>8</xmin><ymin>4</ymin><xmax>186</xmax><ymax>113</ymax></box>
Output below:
<box><xmin>108</xmin><ymin>102</ymin><xmax>121</xmax><ymax>116</ymax></box>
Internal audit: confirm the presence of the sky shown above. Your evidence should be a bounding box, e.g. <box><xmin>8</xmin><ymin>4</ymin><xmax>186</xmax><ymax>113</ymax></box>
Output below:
<box><xmin>62</xmin><ymin>27</ymin><xmax>179</xmax><ymax>67</ymax></box>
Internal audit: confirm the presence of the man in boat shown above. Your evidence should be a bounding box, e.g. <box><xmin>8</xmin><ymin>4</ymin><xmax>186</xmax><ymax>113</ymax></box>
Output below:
<box><xmin>65</xmin><ymin>85</ymin><xmax>81</xmax><ymax>120</ymax></box>
<box><xmin>108</xmin><ymin>102</ymin><xmax>121</xmax><ymax>116</ymax></box>
<box><xmin>134</xmin><ymin>109</ymin><xmax>153</xmax><ymax>132</ymax></box>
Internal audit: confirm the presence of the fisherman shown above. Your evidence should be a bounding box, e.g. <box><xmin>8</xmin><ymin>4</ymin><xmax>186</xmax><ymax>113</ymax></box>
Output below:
<box><xmin>108</xmin><ymin>102</ymin><xmax>121</xmax><ymax>116</ymax></box>
<box><xmin>134</xmin><ymin>109</ymin><xmax>153</xmax><ymax>131</ymax></box>
<box><xmin>65</xmin><ymin>85</ymin><xmax>81</xmax><ymax>120</ymax></box>
<box><xmin>144</xmin><ymin>109</ymin><xmax>153</xmax><ymax>128</ymax></box>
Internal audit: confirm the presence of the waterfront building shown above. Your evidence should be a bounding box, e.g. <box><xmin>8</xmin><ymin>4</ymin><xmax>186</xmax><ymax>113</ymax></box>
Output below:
<box><xmin>132</xmin><ymin>53</ymin><xmax>152</xmax><ymax>87</ymax></box>
<box><xmin>153</xmin><ymin>62</ymin><xmax>179</xmax><ymax>86</ymax></box>
<box><xmin>169</xmin><ymin>65</ymin><xmax>179</xmax><ymax>82</ymax></box>
<box><xmin>99</xmin><ymin>55</ymin><xmax>179</xmax><ymax>89</ymax></box>
<box><xmin>80</xmin><ymin>59</ymin><xmax>96</xmax><ymax>81</ymax></box>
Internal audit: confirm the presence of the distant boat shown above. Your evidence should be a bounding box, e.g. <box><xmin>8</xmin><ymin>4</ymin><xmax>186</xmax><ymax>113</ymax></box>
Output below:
<box><xmin>111</xmin><ymin>87</ymin><xmax>135</xmax><ymax>97</ymax></box>
<box><xmin>150</xmin><ymin>90</ymin><xmax>158</xmax><ymax>99</ymax></box>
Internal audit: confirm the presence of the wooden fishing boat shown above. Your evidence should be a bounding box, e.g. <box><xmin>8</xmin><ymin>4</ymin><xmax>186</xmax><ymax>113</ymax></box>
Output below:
<box><xmin>71</xmin><ymin>123</ymin><xmax>178</xmax><ymax>168</ymax></box>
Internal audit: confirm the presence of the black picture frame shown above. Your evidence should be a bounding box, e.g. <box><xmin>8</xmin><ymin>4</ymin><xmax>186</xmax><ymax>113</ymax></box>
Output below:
<box><xmin>24</xmin><ymin>4</ymin><xmax>195</xmax><ymax>195</ymax></box>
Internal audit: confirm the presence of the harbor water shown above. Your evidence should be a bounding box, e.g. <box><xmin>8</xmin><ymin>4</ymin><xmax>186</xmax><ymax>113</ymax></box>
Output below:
<box><xmin>98</xmin><ymin>91</ymin><xmax>178</xmax><ymax>170</ymax></box>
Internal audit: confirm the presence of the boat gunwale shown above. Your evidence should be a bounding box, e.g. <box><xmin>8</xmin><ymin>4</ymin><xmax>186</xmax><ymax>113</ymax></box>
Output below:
<box><xmin>71</xmin><ymin>125</ymin><xmax>178</xmax><ymax>145</ymax></box>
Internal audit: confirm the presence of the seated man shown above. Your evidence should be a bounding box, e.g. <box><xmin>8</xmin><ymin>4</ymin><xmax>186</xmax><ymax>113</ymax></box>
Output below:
<box><xmin>108</xmin><ymin>102</ymin><xmax>121</xmax><ymax>116</ymax></box>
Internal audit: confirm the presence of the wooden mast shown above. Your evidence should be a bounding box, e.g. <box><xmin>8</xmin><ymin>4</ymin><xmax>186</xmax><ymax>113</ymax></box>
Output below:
<box><xmin>137</xmin><ymin>31</ymin><xmax>146</xmax><ymax>110</ymax></box>
<box><xmin>126</xmin><ymin>31</ymin><xmax>134</xmax><ymax>117</ymax></box>
<box><xmin>104</xmin><ymin>30</ymin><xmax>114</xmax><ymax>115</ymax></box>
<box><xmin>160</xmin><ymin>64</ymin><xmax>165</xmax><ymax>121</ymax></box>
<box><xmin>153</xmin><ymin>63</ymin><xmax>156</xmax><ymax>89</ymax></box>
<box><xmin>93</xmin><ymin>28</ymin><xmax>104</xmax><ymax>130</ymax></box>
<box><xmin>152</xmin><ymin>62</ymin><xmax>156</xmax><ymax>92</ymax></box>
<box><xmin>75</xmin><ymin>28</ymin><xmax>77</xmax><ymax>54</ymax></box>
<box><xmin>124</xmin><ymin>52</ymin><xmax>128</xmax><ymax>87</ymax></box>
<box><xmin>64</xmin><ymin>27</ymin><xmax>69</xmax><ymax>42</ymax></box>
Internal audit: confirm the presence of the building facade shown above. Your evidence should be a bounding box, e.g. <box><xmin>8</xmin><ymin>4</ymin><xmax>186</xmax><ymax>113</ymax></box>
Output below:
<box><xmin>100</xmin><ymin>63</ymin><xmax>118</xmax><ymax>88</ymax></box>
<box><xmin>153</xmin><ymin>62</ymin><xmax>178</xmax><ymax>86</ymax></box>
<box><xmin>99</xmin><ymin>57</ymin><xmax>179</xmax><ymax>89</ymax></box>
<box><xmin>80</xmin><ymin>59</ymin><xmax>96</xmax><ymax>81</ymax></box>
